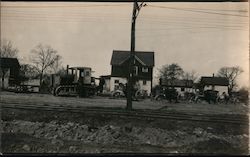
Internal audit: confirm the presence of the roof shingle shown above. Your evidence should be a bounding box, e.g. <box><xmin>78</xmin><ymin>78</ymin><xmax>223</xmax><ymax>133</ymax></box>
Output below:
<box><xmin>200</xmin><ymin>77</ymin><xmax>229</xmax><ymax>86</ymax></box>
<box><xmin>111</xmin><ymin>50</ymin><xmax>154</xmax><ymax>66</ymax></box>
<box><xmin>161</xmin><ymin>79</ymin><xmax>194</xmax><ymax>88</ymax></box>
<box><xmin>0</xmin><ymin>57</ymin><xmax>20</xmax><ymax>68</ymax></box>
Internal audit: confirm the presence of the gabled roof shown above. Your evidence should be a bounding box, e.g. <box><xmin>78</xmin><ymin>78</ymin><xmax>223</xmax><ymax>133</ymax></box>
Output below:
<box><xmin>111</xmin><ymin>50</ymin><xmax>154</xmax><ymax>66</ymax></box>
<box><xmin>0</xmin><ymin>57</ymin><xmax>20</xmax><ymax>68</ymax></box>
<box><xmin>200</xmin><ymin>76</ymin><xmax>229</xmax><ymax>86</ymax></box>
<box><xmin>161</xmin><ymin>79</ymin><xmax>194</xmax><ymax>88</ymax></box>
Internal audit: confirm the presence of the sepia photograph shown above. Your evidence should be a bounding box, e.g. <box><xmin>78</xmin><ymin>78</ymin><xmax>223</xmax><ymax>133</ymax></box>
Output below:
<box><xmin>0</xmin><ymin>0</ymin><xmax>249</xmax><ymax>155</ymax></box>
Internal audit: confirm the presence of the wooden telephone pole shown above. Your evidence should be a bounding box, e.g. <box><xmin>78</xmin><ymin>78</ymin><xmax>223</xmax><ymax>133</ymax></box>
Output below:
<box><xmin>126</xmin><ymin>0</ymin><xmax>145</xmax><ymax>110</ymax></box>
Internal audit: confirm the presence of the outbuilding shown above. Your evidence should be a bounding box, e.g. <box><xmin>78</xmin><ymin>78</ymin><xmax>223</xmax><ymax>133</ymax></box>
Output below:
<box><xmin>0</xmin><ymin>57</ymin><xmax>20</xmax><ymax>89</ymax></box>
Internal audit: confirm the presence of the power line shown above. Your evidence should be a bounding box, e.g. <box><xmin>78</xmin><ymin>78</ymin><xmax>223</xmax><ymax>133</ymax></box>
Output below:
<box><xmin>2</xmin><ymin>12</ymin><xmax>247</xmax><ymax>29</ymax></box>
<box><xmin>138</xmin><ymin>18</ymin><xmax>247</xmax><ymax>28</ymax></box>
<box><xmin>2</xmin><ymin>14</ymin><xmax>247</xmax><ymax>31</ymax></box>
<box><xmin>1</xmin><ymin>4</ymin><xmax>129</xmax><ymax>8</ymax></box>
<box><xmin>1</xmin><ymin>16</ymin><xmax>130</xmax><ymax>25</ymax></box>
<box><xmin>145</xmin><ymin>5</ymin><xmax>248</xmax><ymax>13</ymax></box>
<box><xmin>2</xmin><ymin>15</ymin><xmax>247</xmax><ymax>32</ymax></box>
<box><xmin>147</xmin><ymin>4</ymin><xmax>249</xmax><ymax>18</ymax></box>
<box><xmin>139</xmin><ymin>15</ymin><xmax>248</xmax><ymax>24</ymax></box>
<box><xmin>136</xmin><ymin>29</ymin><xmax>246</xmax><ymax>38</ymax></box>
<box><xmin>2</xmin><ymin>6</ymin><xmax>248</xmax><ymax>25</ymax></box>
<box><xmin>1</xmin><ymin>11</ymin><xmax>130</xmax><ymax>20</ymax></box>
<box><xmin>136</xmin><ymin>26</ymin><xmax>248</xmax><ymax>31</ymax></box>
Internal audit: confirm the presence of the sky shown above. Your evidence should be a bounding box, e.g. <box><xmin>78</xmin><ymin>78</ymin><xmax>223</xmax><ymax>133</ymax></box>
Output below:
<box><xmin>1</xmin><ymin>2</ymin><xmax>249</xmax><ymax>88</ymax></box>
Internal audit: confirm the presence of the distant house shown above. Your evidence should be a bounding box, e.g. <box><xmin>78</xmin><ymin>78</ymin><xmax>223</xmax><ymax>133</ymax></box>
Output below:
<box><xmin>101</xmin><ymin>50</ymin><xmax>155</xmax><ymax>96</ymax></box>
<box><xmin>200</xmin><ymin>75</ymin><xmax>229</xmax><ymax>95</ymax></box>
<box><xmin>0</xmin><ymin>57</ymin><xmax>21</xmax><ymax>89</ymax></box>
<box><xmin>159</xmin><ymin>79</ymin><xmax>194</xmax><ymax>96</ymax></box>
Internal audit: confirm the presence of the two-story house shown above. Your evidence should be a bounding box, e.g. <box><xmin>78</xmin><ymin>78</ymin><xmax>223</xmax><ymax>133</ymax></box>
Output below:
<box><xmin>101</xmin><ymin>50</ymin><xmax>154</xmax><ymax>96</ymax></box>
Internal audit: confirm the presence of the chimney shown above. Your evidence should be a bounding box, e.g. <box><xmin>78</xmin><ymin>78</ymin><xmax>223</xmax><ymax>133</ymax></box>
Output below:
<box><xmin>212</xmin><ymin>73</ymin><xmax>214</xmax><ymax>77</ymax></box>
<box><xmin>66</xmin><ymin>65</ymin><xmax>69</xmax><ymax>75</ymax></box>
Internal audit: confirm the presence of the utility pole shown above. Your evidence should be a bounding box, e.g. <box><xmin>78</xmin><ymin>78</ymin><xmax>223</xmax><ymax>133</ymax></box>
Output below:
<box><xmin>126</xmin><ymin>0</ymin><xmax>146</xmax><ymax>110</ymax></box>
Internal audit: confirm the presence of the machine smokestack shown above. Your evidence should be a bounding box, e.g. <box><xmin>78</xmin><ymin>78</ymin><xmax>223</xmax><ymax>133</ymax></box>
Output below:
<box><xmin>66</xmin><ymin>65</ymin><xmax>69</xmax><ymax>75</ymax></box>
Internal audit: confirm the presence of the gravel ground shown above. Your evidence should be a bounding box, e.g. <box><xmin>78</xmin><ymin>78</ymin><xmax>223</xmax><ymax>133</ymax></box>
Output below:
<box><xmin>1</xmin><ymin>91</ymin><xmax>249</xmax><ymax>154</ymax></box>
<box><xmin>2</xmin><ymin>120</ymin><xmax>248</xmax><ymax>152</ymax></box>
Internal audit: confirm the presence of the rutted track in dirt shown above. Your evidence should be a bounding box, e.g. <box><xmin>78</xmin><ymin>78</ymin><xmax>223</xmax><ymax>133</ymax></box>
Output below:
<box><xmin>2</xmin><ymin>103</ymin><xmax>248</xmax><ymax>126</ymax></box>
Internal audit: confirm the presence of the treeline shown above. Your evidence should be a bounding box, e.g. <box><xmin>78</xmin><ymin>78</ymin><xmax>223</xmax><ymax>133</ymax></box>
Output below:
<box><xmin>157</xmin><ymin>63</ymin><xmax>244</xmax><ymax>94</ymax></box>
<box><xmin>0</xmin><ymin>39</ymin><xmax>248</xmax><ymax>98</ymax></box>
<box><xmin>0</xmin><ymin>39</ymin><xmax>64</xmax><ymax>88</ymax></box>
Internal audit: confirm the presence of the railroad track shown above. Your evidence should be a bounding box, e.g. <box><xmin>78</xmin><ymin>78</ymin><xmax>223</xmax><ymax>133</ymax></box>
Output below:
<box><xmin>1</xmin><ymin>102</ymin><xmax>248</xmax><ymax>125</ymax></box>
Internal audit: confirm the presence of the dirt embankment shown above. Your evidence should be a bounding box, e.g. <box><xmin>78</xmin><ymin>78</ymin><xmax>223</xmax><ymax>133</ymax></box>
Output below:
<box><xmin>2</xmin><ymin>108</ymin><xmax>249</xmax><ymax>154</ymax></box>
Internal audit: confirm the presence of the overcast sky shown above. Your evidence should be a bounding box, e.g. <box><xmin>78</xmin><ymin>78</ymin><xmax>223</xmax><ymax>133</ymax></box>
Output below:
<box><xmin>1</xmin><ymin>2</ymin><xmax>249</xmax><ymax>88</ymax></box>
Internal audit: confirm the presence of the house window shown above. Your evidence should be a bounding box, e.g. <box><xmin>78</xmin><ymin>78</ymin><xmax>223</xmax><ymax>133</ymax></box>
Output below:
<box><xmin>133</xmin><ymin>66</ymin><xmax>138</xmax><ymax>76</ymax></box>
<box><xmin>143</xmin><ymin>80</ymin><xmax>147</xmax><ymax>85</ymax></box>
<box><xmin>81</xmin><ymin>71</ymin><xmax>85</xmax><ymax>77</ymax></box>
<box><xmin>114</xmin><ymin>80</ymin><xmax>119</xmax><ymax>84</ymax></box>
<box><xmin>85</xmin><ymin>71</ymin><xmax>90</xmax><ymax>76</ymax></box>
<box><xmin>181</xmin><ymin>88</ymin><xmax>185</xmax><ymax>92</ymax></box>
<box><xmin>142</xmin><ymin>67</ymin><xmax>148</xmax><ymax>73</ymax></box>
<box><xmin>114</xmin><ymin>85</ymin><xmax>119</xmax><ymax>90</ymax></box>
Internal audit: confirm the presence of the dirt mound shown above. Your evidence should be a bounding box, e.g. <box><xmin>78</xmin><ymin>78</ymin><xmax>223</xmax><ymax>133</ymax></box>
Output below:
<box><xmin>2</xmin><ymin>120</ymin><xmax>248</xmax><ymax>154</ymax></box>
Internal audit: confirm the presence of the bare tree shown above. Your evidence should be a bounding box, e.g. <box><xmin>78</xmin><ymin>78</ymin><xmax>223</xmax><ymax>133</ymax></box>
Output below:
<box><xmin>20</xmin><ymin>64</ymin><xmax>39</xmax><ymax>80</ymax></box>
<box><xmin>158</xmin><ymin>63</ymin><xmax>184</xmax><ymax>87</ymax></box>
<box><xmin>217</xmin><ymin>66</ymin><xmax>243</xmax><ymax>93</ymax></box>
<box><xmin>30</xmin><ymin>44</ymin><xmax>62</xmax><ymax>86</ymax></box>
<box><xmin>50</xmin><ymin>57</ymin><xmax>63</xmax><ymax>74</ymax></box>
<box><xmin>0</xmin><ymin>39</ymin><xmax>19</xmax><ymax>58</ymax></box>
<box><xmin>183</xmin><ymin>70</ymin><xmax>198</xmax><ymax>82</ymax></box>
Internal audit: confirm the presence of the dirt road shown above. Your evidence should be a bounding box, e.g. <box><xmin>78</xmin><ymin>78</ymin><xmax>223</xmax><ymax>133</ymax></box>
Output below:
<box><xmin>1</xmin><ymin>91</ymin><xmax>248</xmax><ymax>115</ymax></box>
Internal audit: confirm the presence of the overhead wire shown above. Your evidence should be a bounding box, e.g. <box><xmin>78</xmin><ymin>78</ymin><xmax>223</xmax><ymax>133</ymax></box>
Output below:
<box><xmin>2</xmin><ymin>10</ymin><xmax>248</xmax><ymax>25</ymax></box>
<box><xmin>144</xmin><ymin>5</ymin><xmax>248</xmax><ymax>13</ymax></box>
<box><xmin>1</xmin><ymin>4</ymin><xmax>130</xmax><ymax>8</ymax></box>
<box><xmin>1</xmin><ymin>3</ymin><xmax>248</xmax><ymax>35</ymax></box>
<box><xmin>2</xmin><ymin>11</ymin><xmax>247</xmax><ymax>29</ymax></box>
<box><xmin>2</xmin><ymin>14</ymin><xmax>247</xmax><ymax>32</ymax></box>
<box><xmin>2</xmin><ymin>4</ymin><xmax>248</xmax><ymax>27</ymax></box>
<box><xmin>136</xmin><ymin>29</ymin><xmax>245</xmax><ymax>38</ymax></box>
<box><xmin>139</xmin><ymin>14</ymin><xmax>248</xmax><ymax>24</ymax></box>
<box><xmin>147</xmin><ymin>4</ymin><xmax>249</xmax><ymax>18</ymax></box>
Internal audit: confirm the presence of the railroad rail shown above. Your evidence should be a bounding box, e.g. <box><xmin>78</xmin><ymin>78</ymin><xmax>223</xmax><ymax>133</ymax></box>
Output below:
<box><xmin>1</xmin><ymin>102</ymin><xmax>248</xmax><ymax>126</ymax></box>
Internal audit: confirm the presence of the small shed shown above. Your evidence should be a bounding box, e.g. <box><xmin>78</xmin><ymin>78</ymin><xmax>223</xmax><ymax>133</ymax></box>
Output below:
<box><xmin>0</xmin><ymin>57</ymin><xmax>20</xmax><ymax>89</ymax></box>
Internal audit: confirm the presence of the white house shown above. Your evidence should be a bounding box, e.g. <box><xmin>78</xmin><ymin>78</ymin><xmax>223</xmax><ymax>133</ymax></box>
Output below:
<box><xmin>200</xmin><ymin>76</ymin><xmax>229</xmax><ymax>95</ymax></box>
<box><xmin>100</xmin><ymin>50</ymin><xmax>155</xmax><ymax>96</ymax></box>
<box><xmin>160</xmin><ymin>79</ymin><xmax>195</xmax><ymax>97</ymax></box>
